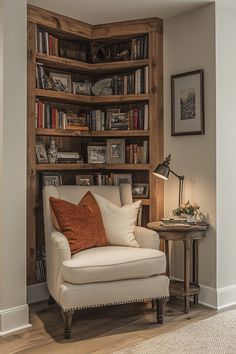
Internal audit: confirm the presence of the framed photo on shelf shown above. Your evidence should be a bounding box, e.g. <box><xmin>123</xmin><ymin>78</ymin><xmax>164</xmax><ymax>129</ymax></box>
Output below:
<box><xmin>75</xmin><ymin>175</ymin><xmax>94</xmax><ymax>186</ymax></box>
<box><xmin>35</xmin><ymin>143</ymin><xmax>48</xmax><ymax>163</ymax></box>
<box><xmin>106</xmin><ymin>108</ymin><xmax>120</xmax><ymax>129</ymax></box>
<box><xmin>132</xmin><ymin>183</ymin><xmax>149</xmax><ymax>198</ymax></box>
<box><xmin>41</xmin><ymin>172</ymin><xmax>62</xmax><ymax>187</ymax></box>
<box><xmin>171</xmin><ymin>69</ymin><xmax>204</xmax><ymax>136</ymax></box>
<box><xmin>49</xmin><ymin>72</ymin><xmax>72</xmax><ymax>93</ymax></box>
<box><xmin>106</xmin><ymin>139</ymin><xmax>125</xmax><ymax>164</ymax></box>
<box><xmin>72</xmin><ymin>81</ymin><xmax>91</xmax><ymax>96</ymax></box>
<box><xmin>108</xmin><ymin>112</ymin><xmax>127</xmax><ymax>130</ymax></box>
<box><xmin>112</xmin><ymin>173</ymin><xmax>132</xmax><ymax>186</ymax></box>
<box><xmin>87</xmin><ymin>144</ymin><xmax>106</xmax><ymax>163</ymax></box>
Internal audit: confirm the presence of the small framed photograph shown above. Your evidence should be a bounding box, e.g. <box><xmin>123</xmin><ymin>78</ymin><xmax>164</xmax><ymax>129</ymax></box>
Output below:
<box><xmin>108</xmin><ymin>112</ymin><xmax>127</xmax><ymax>130</ymax></box>
<box><xmin>87</xmin><ymin>144</ymin><xmax>106</xmax><ymax>163</ymax></box>
<box><xmin>41</xmin><ymin>172</ymin><xmax>62</xmax><ymax>186</ymax></box>
<box><xmin>72</xmin><ymin>81</ymin><xmax>91</xmax><ymax>96</ymax></box>
<box><xmin>106</xmin><ymin>139</ymin><xmax>125</xmax><ymax>164</ymax></box>
<box><xmin>35</xmin><ymin>143</ymin><xmax>48</xmax><ymax>163</ymax></box>
<box><xmin>106</xmin><ymin>109</ymin><xmax>120</xmax><ymax>129</ymax></box>
<box><xmin>75</xmin><ymin>174</ymin><xmax>94</xmax><ymax>186</ymax></box>
<box><xmin>171</xmin><ymin>70</ymin><xmax>204</xmax><ymax>136</ymax></box>
<box><xmin>49</xmin><ymin>72</ymin><xmax>71</xmax><ymax>93</ymax></box>
<box><xmin>132</xmin><ymin>183</ymin><xmax>149</xmax><ymax>198</ymax></box>
<box><xmin>112</xmin><ymin>173</ymin><xmax>132</xmax><ymax>186</ymax></box>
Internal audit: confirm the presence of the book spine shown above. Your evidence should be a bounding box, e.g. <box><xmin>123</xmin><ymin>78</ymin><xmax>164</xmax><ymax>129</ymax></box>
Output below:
<box><xmin>145</xmin><ymin>66</ymin><xmax>149</xmax><ymax>94</ymax></box>
<box><xmin>144</xmin><ymin>104</ymin><xmax>149</xmax><ymax>130</ymax></box>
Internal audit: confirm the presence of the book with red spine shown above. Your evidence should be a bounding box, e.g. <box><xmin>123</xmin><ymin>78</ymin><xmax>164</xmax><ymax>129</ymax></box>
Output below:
<box><xmin>133</xmin><ymin>108</ymin><xmax>138</xmax><ymax>130</ymax></box>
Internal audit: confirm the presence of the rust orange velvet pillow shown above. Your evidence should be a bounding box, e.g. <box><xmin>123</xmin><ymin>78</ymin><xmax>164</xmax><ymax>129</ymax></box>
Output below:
<box><xmin>49</xmin><ymin>192</ymin><xmax>109</xmax><ymax>254</ymax></box>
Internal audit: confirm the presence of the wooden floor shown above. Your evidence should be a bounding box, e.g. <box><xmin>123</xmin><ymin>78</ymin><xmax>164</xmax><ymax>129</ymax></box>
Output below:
<box><xmin>0</xmin><ymin>299</ymin><xmax>216</xmax><ymax>354</ymax></box>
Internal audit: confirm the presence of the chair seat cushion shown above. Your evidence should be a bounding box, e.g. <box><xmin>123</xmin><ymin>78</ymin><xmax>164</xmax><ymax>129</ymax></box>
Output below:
<box><xmin>62</xmin><ymin>246</ymin><xmax>166</xmax><ymax>284</ymax></box>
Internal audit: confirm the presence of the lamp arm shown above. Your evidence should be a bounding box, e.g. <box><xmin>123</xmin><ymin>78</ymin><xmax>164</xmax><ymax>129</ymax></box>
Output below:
<box><xmin>170</xmin><ymin>169</ymin><xmax>184</xmax><ymax>181</ymax></box>
<box><xmin>169</xmin><ymin>169</ymin><xmax>184</xmax><ymax>206</ymax></box>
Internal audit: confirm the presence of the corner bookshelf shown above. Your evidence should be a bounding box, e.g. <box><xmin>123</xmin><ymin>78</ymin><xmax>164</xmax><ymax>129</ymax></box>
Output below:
<box><xmin>27</xmin><ymin>5</ymin><xmax>163</xmax><ymax>284</ymax></box>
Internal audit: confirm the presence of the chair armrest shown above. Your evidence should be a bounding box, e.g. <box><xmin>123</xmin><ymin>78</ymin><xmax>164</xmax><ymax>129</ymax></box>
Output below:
<box><xmin>46</xmin><ymin>231</ymin><xmax>71</xmax><ymax>300</ymax></box>
<box><xmin>135</xmin><ymin>226</ymin><xmax>160</xmax><ymax>250</ymax></box>
<box><xmin>51</xmin><ymin>231</ymin><xmax>71</xmax><ymax>257</ymax></box>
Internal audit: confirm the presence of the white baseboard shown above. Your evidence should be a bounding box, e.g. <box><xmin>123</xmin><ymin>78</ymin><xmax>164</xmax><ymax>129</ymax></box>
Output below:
<box><xmin>198</xmin><ymin>284</ymin><xmax>217</xmax><ymax>309</ymax></box>
<box><xmin>171</xmin><ymin>277</ymin><xmax>236</xmax><ymax>310</ymax></box>
<box><xmin>217</xmin><ymin>284</ymin><xmax>236</xmax><ymax>310</ymax></box>
<box><xmin>0</xmin><ymin>304</ymin><xmax>31</xmax><ymax>336</ymax></box>
<box><xmin>27</xmin><ymin>282</ymin><xmax>49</xmax><ymax>304</ymax></box>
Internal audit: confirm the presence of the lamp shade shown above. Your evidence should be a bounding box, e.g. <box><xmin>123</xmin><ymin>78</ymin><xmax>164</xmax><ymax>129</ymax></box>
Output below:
<box><xmin>153</xmin><ymin>154</ymin><xmax>171</xmax><ymax>180</ymax></box>
<box><xmin>153</xmin><ymin>163</ymin><xmax>170</xmax><ymax>180</ymax></box>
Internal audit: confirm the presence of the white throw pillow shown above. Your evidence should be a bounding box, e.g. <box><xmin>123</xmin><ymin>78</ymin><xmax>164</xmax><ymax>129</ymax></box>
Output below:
<box><xmin>94</xmin><ymin>194</ymin><xmax>141</xmax><ymax>247</ymax></box>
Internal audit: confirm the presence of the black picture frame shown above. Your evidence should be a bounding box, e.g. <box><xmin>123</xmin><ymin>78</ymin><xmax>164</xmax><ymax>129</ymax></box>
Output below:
<box><xmin>171</xmin><ymin>69</ymin><xmax>204</xmax><ymax>136</ymax></box>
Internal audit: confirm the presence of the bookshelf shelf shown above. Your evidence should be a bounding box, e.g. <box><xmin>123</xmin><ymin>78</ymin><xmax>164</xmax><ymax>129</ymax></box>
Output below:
<box><xmin>35</xmin><ymin>89</ymin><xmax>150</xmax><ymax>105</ymax></box>
<box><xmin>36</xmin><ymin>128</ymin><xmax>150</xmax><ymax>137</ymax></box>
<box><xmin>36</xmin><ymin>163</ymin><xmax>151</xmax><ymax>171</ymax></box>
<box><xmin>36</xmin><ymin>53</ymin><xmax>149</xmax><ymax>73</ymax></box>
<box><xmin>27</xmin><ymin>5</ymin><xmax>163</xmax><ymax>284</ymax></box>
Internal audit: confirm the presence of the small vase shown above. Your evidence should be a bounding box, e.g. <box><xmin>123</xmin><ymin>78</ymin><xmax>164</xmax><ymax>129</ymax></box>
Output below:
<box><xmin>187</xmin><ymin>215</ymin><xmax>196</xmax><ymax>224</ymax></box>
<box><xmin>47</xmin><ymin>140</ymin><xmax>57</xmax><ymax>164</ymax></box>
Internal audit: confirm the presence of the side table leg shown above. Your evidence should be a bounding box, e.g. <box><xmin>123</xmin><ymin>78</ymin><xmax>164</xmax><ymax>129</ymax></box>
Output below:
<box><xmin>165</xmin><ymin>240</ymin><xmax>170</xmax><ymax>277</ymax></box>
<box><xmin>184</xmin><ymin>239</ymin><xmax>191</xmax><ymax>314</ymax></box>
<box><xmin>193</xmin><ymin>240</ymin><xmax>199</xmax><ymax>304</ymax></box>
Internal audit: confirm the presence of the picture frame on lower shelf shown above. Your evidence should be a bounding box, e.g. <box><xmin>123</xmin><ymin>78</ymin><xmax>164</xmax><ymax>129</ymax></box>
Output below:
<box><xmin>171</xmin><ymin>69</ymin><xmax>204</xmax><ymax>136</ymax></box>
<box><xmin>49</xmin><ymin>72</ymin><xmax>72</xmax><ymax>93</ymax></box>
<box><xmin>132</xmin><ymin>183</ymin><xmax>149</xmax><ymax>198</ymax></box>
<box><xmin>76</xmin><ymin>174</ymin><xmax>94</xmax><ymax>186</ymax></box>
<box><xmin>41</xmin><ymin>172</ymin><xmax>62</xmax><ymax>187</ymax></box>
<box><xmin>87</xmin><ymin>144</ymin><xmax>106</xmax><ymax>163</ymax></box>
<box><xmin>35</xmin><ymin>143</ymin><xmax>48</xmax><ymax>163</ymax></box>
<box><xmin>112</xmin><ymin>173</ymin><xmax>132</xmax><ymax>186</ymax></box>
<box><xmin>106</xmin><ymin>139</ymin><xmax>125</xmax><ymax>164</ymax></box>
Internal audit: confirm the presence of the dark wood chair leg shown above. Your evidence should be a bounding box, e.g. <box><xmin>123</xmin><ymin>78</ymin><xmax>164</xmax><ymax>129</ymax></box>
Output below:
<box><xmin>48</xmin><ymin>294</ymin><xmax>56</xmax><ymax>305</ymax></box>
<box><xmin>62</xmin><ymin>310</ymin><xmax>74</xmax><ymax>339</ymax></box>
<box><xmin>156</xmin><ymin>298</ymin><xmax>167</xmax><ymax>324</ymax></box>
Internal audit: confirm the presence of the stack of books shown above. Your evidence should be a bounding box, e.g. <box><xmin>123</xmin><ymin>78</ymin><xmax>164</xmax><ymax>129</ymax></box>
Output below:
<box><xmin>126</xmin><ymin>141</ymin><xmax>148</xmax><ymax>163</ymax></box>
<box><xmin>57</xmin><ymin>152</ymin><xmax>83</xmax><ymax>164</ymax></box>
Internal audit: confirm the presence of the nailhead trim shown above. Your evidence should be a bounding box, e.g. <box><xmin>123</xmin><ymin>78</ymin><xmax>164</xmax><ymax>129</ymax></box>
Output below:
<box><xmin>60</xmin><ymin>296</ymin><xmax>169</xmax><ymax>312</ymax></box>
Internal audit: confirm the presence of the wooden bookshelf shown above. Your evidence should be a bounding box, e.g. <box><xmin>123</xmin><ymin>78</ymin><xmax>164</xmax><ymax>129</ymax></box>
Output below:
<box><xmin>35</xmin><ymin>89</ymin><xmax>149</xmax><ymax>105</ymax></box>
<box><xmin>36</xmin><ymin>52</ymin><xmax>149</xmax><ymax>73</ymax></box>
<box><xmin>27</xmin><ymin>5</ymin><xmax>163</xmax><ymax>284</ymax></box>
<box><xmin>36</xmin><ymin>163</ymin><xmax>151</xmax><ymax>171</ymax></box>
<box><xmin>36</xmin><ymin>128</ymin><xmax>150</xmax><ymax>137</ymax></box>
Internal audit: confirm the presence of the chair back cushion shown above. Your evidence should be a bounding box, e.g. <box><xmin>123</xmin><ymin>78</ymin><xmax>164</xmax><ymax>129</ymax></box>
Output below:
<box><xmin>49</xmin><ymin>192</ymin><xmax>109</xmax><ymax>254</ymax></box>
<box><xmin>43</xmin><ymin>184</ymin><xmax>133</xmax><ymax>245</ymax></box>
<box><xmin>94</xmin><ymin>194</ymin><xmax>141</xmax><ymax>247</ymax></box>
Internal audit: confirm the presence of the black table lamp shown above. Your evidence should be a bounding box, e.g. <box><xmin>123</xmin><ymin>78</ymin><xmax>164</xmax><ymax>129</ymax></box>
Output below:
<box><xmin>153</xmin><ymin>154</ymin><xmax>184</xmax><ymax>207</ymax></box>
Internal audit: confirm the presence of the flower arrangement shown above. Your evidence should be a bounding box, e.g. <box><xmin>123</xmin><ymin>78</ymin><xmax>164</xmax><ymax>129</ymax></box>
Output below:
<box><xmin>173</xmin><ymin>201</ymin><xmax>200</xmax><ymax>217</ymax></box>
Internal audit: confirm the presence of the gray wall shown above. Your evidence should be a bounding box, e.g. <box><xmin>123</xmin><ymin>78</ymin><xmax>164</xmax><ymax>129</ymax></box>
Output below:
<box><xmin>163</xmin><ymin>4</ymin><xmax>216</xmax><ymax>295</ymax></box>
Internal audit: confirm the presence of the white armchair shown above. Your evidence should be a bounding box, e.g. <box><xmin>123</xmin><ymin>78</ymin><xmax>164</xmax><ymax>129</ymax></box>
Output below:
<box><xmin>43</xmin><ymin>184</ymin><xmax>169</xmax><ymax>339</ymax></box>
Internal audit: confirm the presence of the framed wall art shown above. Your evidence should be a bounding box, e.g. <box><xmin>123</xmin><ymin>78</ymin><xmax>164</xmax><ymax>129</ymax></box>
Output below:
<box><xmin>171</xmin><ymin>70</ymin><xmax>204</xmax><ymax>136</ymax></box>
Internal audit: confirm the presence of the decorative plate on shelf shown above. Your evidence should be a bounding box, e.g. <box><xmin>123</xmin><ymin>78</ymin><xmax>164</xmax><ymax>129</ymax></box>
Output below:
<box><xmin>92</xmin><ymin>78</ymin><xmax>113</xmax><ymax>96</ymax></box>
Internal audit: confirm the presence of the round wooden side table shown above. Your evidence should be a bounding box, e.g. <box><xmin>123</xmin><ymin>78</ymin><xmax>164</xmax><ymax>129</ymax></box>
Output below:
<box><xmin>147</xmin><ymin>222</ymin><xmax>208</xmax><ymax>314</ymax></box>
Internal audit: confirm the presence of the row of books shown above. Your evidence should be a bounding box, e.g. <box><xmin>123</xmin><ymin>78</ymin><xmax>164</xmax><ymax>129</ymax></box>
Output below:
<box><xmin>36</xmin><ymin>26</ymin><xmax>148</xmax><ymax>62</ymax></box>
<box><xmin>126</xmin><ymin>142</ymin><xmax>148</xmax><ymax>164</ymax></box>
<box><xmin>35</xmin><ymin>100</ymin><xmax>88</xmax><ymax>129</ymax></box>
<box><xmin>112</xmin><ymin>67</ymin><xmax>148</xmax><ymax>95</ymax></box>
<box><xmin>89</xmin><ymin>106</ymin><xmax>149</xmax><ymax>131</ymax></box>
<box><xmin>131</xmin><ymin>36</ymin><xmax>148</xmax><ymax>60</ymax></box>
<box><xmin>37</xmin><ymin>28</ymin><xmax>59</xmax><ymax>56</ymax></box>
<box><xmin>35</xmin><ymin>100</ymin><xmax>149</xmax><ymax>131</ymax></box>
